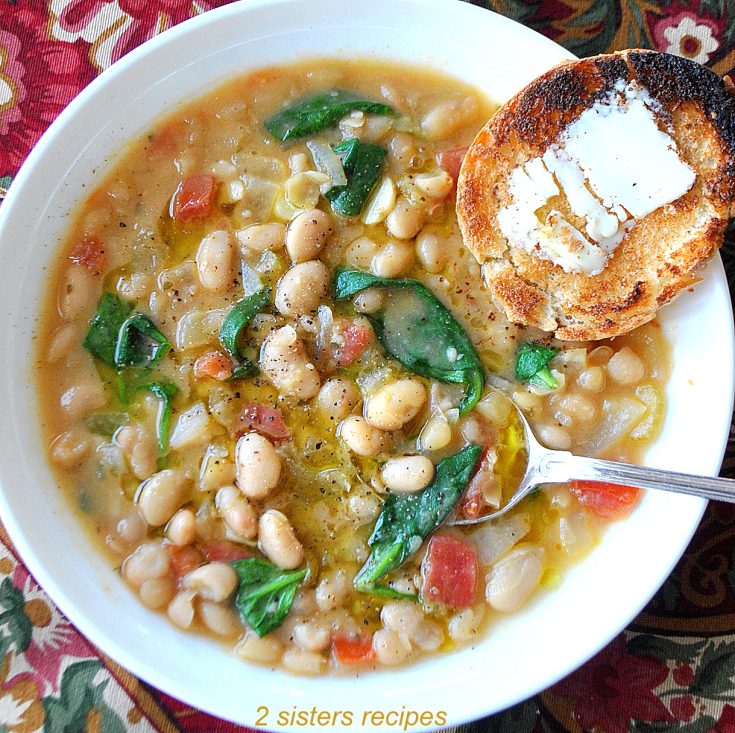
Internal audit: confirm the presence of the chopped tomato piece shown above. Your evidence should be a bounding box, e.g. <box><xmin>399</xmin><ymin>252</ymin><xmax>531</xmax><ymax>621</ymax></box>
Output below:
<box><xmin>569</xmin><ymin>480</ymin><xmax>642</xmax><ymax>519</ymax></box>
<box><xmin>332</xmin><ymin>634</ymin><xmax>375</xmax><ymax>665</ymax></box>
<box><xmin>68</xmin><ymin>234</ymin><xmax>106</xmax><ymax>275</ymax></box>
<box><xmin>335</xmin><ymin>322</ymin><xmax>372</xmax><ymax>366</ymax></box>
<box><xmin>458</xmin><ymin>447</ymin><xmax>497</xmax><ymax>519</ymax></box>
<box><xmin>193</xmin><ymin>350</ymin><xmax>234</xmax><ymax>381</ymax></box>
<box><xmin>172</xmin><ymin>174</ymin><xmax>216</xmax><ymax>223</ymax></box>
<box><xmin>199</xmin><ymin>540</ymin><xmax>251</xmax><ymax>563</ymax></box>
<box><xmin>420</xmin><ymin>534</ymin><xmax>477</xmax><ymax>609</ymax></box>
<box><xmin>233</xmin><ymin>403</ymin><xmax>290</xmax><ymax>443</ymax></box>
<box><xmin>436</xmin><ymin>146</ymin><xmax>468</xmax><ymax>193</ymax></box>
<box><xmin>167</xmin><ymin>545</ymin><xmax>203</xmax><ymax>577</ymax></box>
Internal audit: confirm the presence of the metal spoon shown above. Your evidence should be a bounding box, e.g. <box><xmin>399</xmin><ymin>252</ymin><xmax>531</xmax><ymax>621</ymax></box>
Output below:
<box><xmin>454</xmin><ymin>403</ymin><xmax>735</xmax><ymax>526</ymax></box>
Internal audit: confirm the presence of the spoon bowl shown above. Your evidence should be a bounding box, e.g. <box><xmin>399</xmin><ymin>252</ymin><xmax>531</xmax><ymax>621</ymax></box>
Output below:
<box><xmin>454</xmin><ymin>401</ymin><xmax>735</xmax><ymax>526</ymax></box>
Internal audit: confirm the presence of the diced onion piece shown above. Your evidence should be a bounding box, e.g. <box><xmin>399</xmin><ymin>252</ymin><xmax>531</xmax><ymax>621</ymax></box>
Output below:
<box><xmin>285</xmin><ymin>171</ymin><xmax>330</xmax><ymax>210</ymax></box>
<box><xmin>170</xmin><ymin>402</ymin><xmax>213</xmax><ymax>450</ymax></box>
<box><xmin>630</xmin><ymin>384</ymin><xmax>664</xmax><ymax>441</ymax></box>
<box><xmin>581</xmin><ymin>396</ymin><xmax>647</xmax><ymax>456</ymax></box>
<box><xmin>362</xmin><ymin>176</ymin><xmax>397</xmax><ymax>225</ymax></box>
<box><xmin>241</xmin><ymin>262</ymin><xmax>263</xmax><ymax>296</ymax></box>
<box><xmin>273</xmin><ymin>191</ymin><xmax>302</xmax><ymax>222</ymax></box>
<box><xmin>175</xmin><ymin>308</ymin><xmax>228</xmax><ymax>350</ymax></box>
<box><xmin>471</xmin><ymin>512</ymin><xmax>531</xmax><ymax>565</ymax></box>
<box><xmin>306</xmin><ymin>140</ymin><xmax>347</xmax><ymax>190</ymax></box>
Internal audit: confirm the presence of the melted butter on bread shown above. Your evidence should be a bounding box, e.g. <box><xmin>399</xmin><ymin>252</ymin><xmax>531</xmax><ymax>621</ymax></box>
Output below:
<box><xmin>497</xmin><ymin>80</ymin><xmax>696</xmax><ymax>276</ymax></box>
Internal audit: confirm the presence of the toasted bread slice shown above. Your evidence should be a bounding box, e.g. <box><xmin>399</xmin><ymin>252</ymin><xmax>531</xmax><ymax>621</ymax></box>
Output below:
<box><xmin>457</xmin><ymin>50</ymin><xmax>735</xmax><ymax>340</ymax></box>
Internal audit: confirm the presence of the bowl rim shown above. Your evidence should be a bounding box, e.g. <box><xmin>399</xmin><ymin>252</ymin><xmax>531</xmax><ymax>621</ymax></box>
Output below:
<box><xmin>0</xmin><ymin>0</ymin><xmax>732</xmax><ymax>729</ymax></box>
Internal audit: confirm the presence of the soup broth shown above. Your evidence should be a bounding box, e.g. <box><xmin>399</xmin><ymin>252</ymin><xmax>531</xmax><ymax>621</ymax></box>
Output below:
<box><xmin>37</xmin><ymin>58</ymin><xmax>669</xmax><ymax>674</ymax></box>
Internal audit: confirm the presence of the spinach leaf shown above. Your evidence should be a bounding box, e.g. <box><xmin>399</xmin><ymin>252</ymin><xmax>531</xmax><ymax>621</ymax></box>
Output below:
<box><xmin>354</xmin><ymin>444</ymin><xmax>482</xmax><ymax>593</ymax></box>
<box><xmin>515</xmin><ymin>342</ymin><xmax>559</xmax><ymax>390</ymax></box>
<box><xmin>83</xmin><ymin>293</ymin><xmax>133</xmax><ymax>368</ymax></box>
<box><xmin>265</xmin><ymin>90</ymin><xmax>395</xmax><ymax>142</ymax></box>
<box><xmin>334</xmin><ymin>269</ymin><xmax>485</xmax><ymax>414</ymax></box>
<box><xmin>325</xmin><ymin>139</ymin><xmax>386</xmax><ymax>217</ymax></box>
<box><xmin>233</xmin><ymin>558</ymin><xmax>308</xmax><ymax>637</ymax></box>
<box><xmin>137</xmin><ymin>381</ymin><xmax>178</xmax><ymax>456</ymax></box>
<box><xmin>219</xmin><ymin>289</ymin><xmax>271</xmax><ymax>374</ymax></box>
<box><xmin>114</xmin><ymin>313</ymin><xmax>169</xmax><ymax>369</ymax></box>
<box><xmin>83</xmin><ymin>293</ymin><xmax>169</xmax><ymax>370</ymax></box>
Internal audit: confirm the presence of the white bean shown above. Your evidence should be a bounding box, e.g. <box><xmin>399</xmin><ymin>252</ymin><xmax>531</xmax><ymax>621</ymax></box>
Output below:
<box><xmin>168</xmin><ymin>590</ymin><xmax>196</xmax><ymax>629</ymax></box>
<box><xmin>413</xmin><ymin>170</ymin><xmax>453</xmax><ymax>200</ymax></box>
<box><xmin>216</xmin><ymin>486</ymin><xmax>257</xmax><ymax>539</ymax></box>
<box><xmin>165</xmin><ymin>508</ymin><xmax>197</xmax><ymax>547</ymax></box>
<box><xmin>338</xmin><ymin>416</ymin><xmax>387</xmax><ymax>457</ymax></box>
<box><xmin>275</xmin><ymin>261</ymin><xmax>329</xmax><ymax>317</ymax></box>
<box><xmin>122</xmin><ymin>542</ymin><xmax>170</xmax><ymax>587</ymax></box>
<box><xmin>47</xmin><ymin>324</ymin><xmax>80</xmax><ymax>364</ymax></box>
<box><xmin>316</xmin><ymin>378</ymin><xmax>360</xmax><ymax>422</ymax></box>
<box><xmin>235</xmin><ymin>433</ymin><xmax>281</xmax><ymax>499</ymax></box>
<box><xmin>50</xmin><ymin>430</ymin><xmax>92</xmax><ymax>469</ymax></box>
<box><xmin>372</xmin><ymin>628</ymin><xmax>411</xmax><ymax>666</ymax></box>
<box><xmin>371</xmin><ymin>241</ymin><xmax>414</xmax><ymax>278</ymax></box>
<box><xmin>415</xmin><ymin>231</ymin><xmax>449</xmax><ymax>273</ymax></box>
<box><xmin>282</xmin><ymin>649</ymin><xmax>325</xmax><ymax>675</ymax></box>
<box><xmin>136</xmin><ymin>469</ymin><xmax>189</xmax><ymax>527</ymax></box>
<box><xmin>418</xmin><ymin>414</ymin><xmax>452</xmax><ymax>451</ymax></box>
<box><xmin>260</xmin><ymin>325</ymin><xmax>321</xmax><ymax>401</ymax></box>
<box><xmin>60</xmin><ymin>381</ymin><xmax>106</xmax><ymax>421</ymax></box>
<box><xmin>537</xmin><ymin>424</ymin><xmax>572</xmax><ymax>451</ymax></box>
<box><xmin>139</xmin><ymin>577</ymin><xmax>177</xmax><ymax>609</ymax></box>
<box><xmin>485</xmin><ymin>545</ymin><xmax>545</xmax><ymax>613</ymax></box>
<box><xmin>448</xmin><ymin>606</ymin><xmax>485</xmax><ymax>642</ymax></box>
<box><xmin>353</xmin><ymin>288</ymin><xmax>384</xmax><ymax>314</ymax></box>
<box><xmin>385</xmin><ymin>199</ymin><xmax>426</xmax><ymax>240</ymax></box>
<box><xmin>285</xmin><ymin>209</ymin><xmax>333</xmax><ymax>263</ymax></box>
<box><xmin>577</xmin><ymin>366</ymin><xmax>606</xmax><ymax>393</ymax></box>
<box><xmin>236</xmin><ymin>222</ymin><xmax>286</xmax><ymax>253</ymax></box>
<box><xmin>315</xmin><ymin>568</ymin><xmax>350</xmax><ymax>611</ymax></box>
<box><xmin>607</xmin><ymin>347</ymin><xmax>645</xmax><ymax>385</ymax></box>
<box><xmin>293</xmin><ymin>620</ymin><xmax>332</xmax><ymax>652</ymax></box>
<box><xmin>182</xmin><ymin>562</ymin><xmax>238</xmax><ymax>602</ymax></box>
<box><xmin>345</xmin><ymin>236</ymin><xmax>379</xmax><ymax>268</ymax></box>
<box><xmin>236</xmin><ymin>633</ymin><xmax>284</xmax><ymax>664</ymax></box>
<box><xmin>58</xmin><ymin>264</ymin><xmax>97</xmax><ymax>320</ymax></box>
<box><xmin>364</xmin><ymin>378</ymin><xmax>427</xmax><ymax>431</ymax></box>
<box><xmin>258</xmin><ymin>510</ymin><xmax>304</xmax><ymax>569</ymax></box>
<box><xmin>115</xmin><ymin>424</ymin><xmax>158</xmax><ymax>480</ymax></box>
<box><xmin>381</xmin><ymin>455</ymin><xmax>434</xmax><ymax>493</ymax></box>
<box><xmin>195</xmin><ymin>230</ymin><xmax>235</xmax><ymax>292</ymax></box>
<box><xmin>198</xmin><ymin>601</ymin><xmax>242</xmax><ymax>637</ymax></box>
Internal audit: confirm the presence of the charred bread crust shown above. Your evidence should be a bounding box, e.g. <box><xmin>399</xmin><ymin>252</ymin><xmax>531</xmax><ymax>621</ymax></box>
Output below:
<box><xmin>457</xmin><ymin>50</ymin><xmax>735</xmax><ymax>341</ymax></box>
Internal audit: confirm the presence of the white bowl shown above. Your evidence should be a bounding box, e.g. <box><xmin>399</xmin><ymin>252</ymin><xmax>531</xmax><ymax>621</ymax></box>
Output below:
<box><xmin>0</xmin><ymin>0</ymin><xmax>732</xmax><ymax>729</ymax></box>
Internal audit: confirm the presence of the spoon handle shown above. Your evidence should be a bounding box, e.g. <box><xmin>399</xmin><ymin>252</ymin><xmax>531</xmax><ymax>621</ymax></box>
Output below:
<box><xmin>540</xmin><ymin>452</ymin><xmax>735</xmax><ymax>503</ymax></box>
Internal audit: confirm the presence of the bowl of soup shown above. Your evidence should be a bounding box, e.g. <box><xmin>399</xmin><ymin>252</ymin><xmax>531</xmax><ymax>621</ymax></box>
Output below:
<box><xmin>0</xmin><ymin>0</ymin><xmax>732</xmax><ymax>729</ymax></box>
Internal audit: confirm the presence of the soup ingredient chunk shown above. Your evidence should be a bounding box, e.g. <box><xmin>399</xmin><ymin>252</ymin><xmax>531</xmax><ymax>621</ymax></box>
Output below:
<box><xmin>335</xmin><ymin>269</ymin><xmax>484</xmax><ymax>413</ymax></box>
<box><xmin>233</xmin><ymin>557</ymin><xmax>308</xmax><ymax>636</ymax></box>
<box><xmin>235</xmin><ymin>432</ymin><xmax>281</xmax><ymax>499</ymax></box>
<box><xmin>325</xmin><ymin>139</ymin><xmax>387</xmax><ymax>217</ymax></box>
<box><xmin>172</xmin><ymin>174</ymin><xmax>216</xmax><ymax>222</ymax></box>
<box><xmin>420</xmin><ymin>534</ymin><xmax>478</xmax><ymax>608</ymax></box>
<box><xmin>265</xmin><ymin>89</ymin><xmax>395</xmax><ymax>142</ymax></box>
<box><xmin>355</xmin><ymin>444</ymin><xmax>482</xmax><ymax>595</ymax></box>
<box><xmin>83</xmin><ymin>293</ymin><xmax>169</xmax><ymax>370</ymax></box>
<box><xmin>364</xmin><ymin>378</ymin><xmax>426</xmax><ymax>432</ymax></box>
<box><xmin>515</xmin><ymin>342</ymin><xmax>559</xmax><ymax>390</ymax></box>
<box><xmin>260</xmin><ymin>325</ymin><xmax>321</xmax><ymax>400</ymax></box>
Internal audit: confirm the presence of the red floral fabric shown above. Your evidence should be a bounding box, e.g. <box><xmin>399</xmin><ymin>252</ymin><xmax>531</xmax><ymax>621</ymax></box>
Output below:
<box><xmin>2</xmin><ymin>1</ymin><xmax>735</xmax><ymax>732</ymax></box>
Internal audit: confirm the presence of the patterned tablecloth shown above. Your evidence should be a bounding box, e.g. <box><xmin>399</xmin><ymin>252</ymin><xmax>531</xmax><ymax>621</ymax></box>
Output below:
<box><xmin>1</xmin><ymin>0</ymin><xmax>735</xmax><ymax>731</ymax></box>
